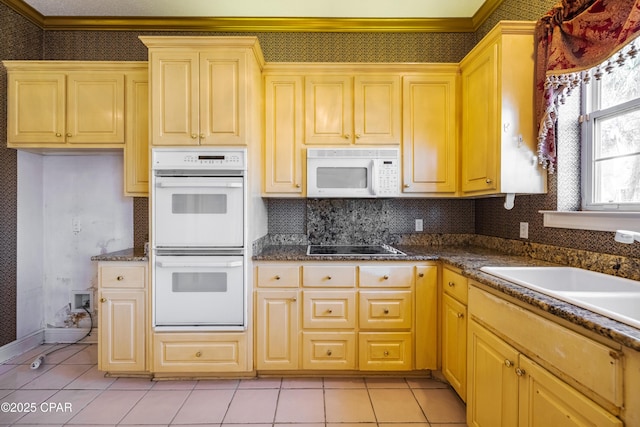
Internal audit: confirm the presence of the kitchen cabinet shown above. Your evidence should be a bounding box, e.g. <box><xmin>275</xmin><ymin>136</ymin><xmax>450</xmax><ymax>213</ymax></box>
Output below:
<box><xmin>153</xmin><ymin>332</ymin><xmax>248</xmax><ymax>373</ymax></box>
<box><xmin>140</xmin><ymin>36</ymin><xmax>264</xmax><ymax>146</ymax></box>
<box><xmin>467</xmin><ymin>319</ymin><xmax>622</xmax><ymax>427</ymax></box>
<box><xmin>264</xmin><ymin>75</ymin><xmax>304</xmax><ymax>195</ymax></box>
<box><xmin>441</xmin><ymin>265</ymin><xmax>468</xmax><ymax>401</ymax></box>
<box><xmin>468</xmin><ymin>284</ymin><xmax>624</xmax><ymax>427</ymax></box>
<box><xmin>304</xmin><ymin>74</ymin><xmax>401</xmax><ymax>145</ymax></box>
<box><xmin>124</xmin><ymin>70</ymin><xmax>149</xmax><ymax>196</ymax></box>
<box><xmin>255</xmin><ymin>262</ymin><xmax>435</xmax><ymax>372</ymax></box>
<box><xmin>402</xmin><ymin>70</ymin><xmax>459</xmax><ymax>195</ymax></box>
<box><xmin>459</xmin><ymin>21</ymin><xmax>546</xmax><ymax>196</ymax></box>
<box><xmin>97</xmin><ymin>262</ymin><xmax>147</xmax><ymax>373</ymax></box>
<box><xmin>4</xmin><ymin>61</ymin><xmax>149</xmax><ymax>149</ymax></box>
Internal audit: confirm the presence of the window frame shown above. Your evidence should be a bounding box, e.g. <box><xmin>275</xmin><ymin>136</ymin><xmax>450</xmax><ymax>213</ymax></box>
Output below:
<box><xmin>580</xmin><ymin>62</ymin><xmax>640</xmax><ymax>212</ymax></box>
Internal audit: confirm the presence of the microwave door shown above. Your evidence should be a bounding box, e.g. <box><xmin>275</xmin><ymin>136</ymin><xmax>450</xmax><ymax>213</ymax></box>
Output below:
<box><xmin>309</xmin><ymin>159</ymin><xmax>374</xmax><ymax>197</ymax></box>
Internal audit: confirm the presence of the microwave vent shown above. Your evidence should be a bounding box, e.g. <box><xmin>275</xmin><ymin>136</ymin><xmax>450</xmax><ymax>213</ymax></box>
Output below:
<box><xmin>307</xmin><ymin>148</ymin><xmax>398</xmax><ymax>159</ymax></box>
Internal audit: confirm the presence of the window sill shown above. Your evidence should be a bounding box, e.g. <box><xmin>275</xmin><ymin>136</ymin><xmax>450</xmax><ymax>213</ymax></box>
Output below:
<box><xmin>540</xmin><ymin>210</ymin><xmax>640</xmax><ymax>232</ymax></box>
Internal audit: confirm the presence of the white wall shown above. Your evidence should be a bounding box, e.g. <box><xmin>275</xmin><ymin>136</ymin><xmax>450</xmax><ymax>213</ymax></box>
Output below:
<box><xmin>17</xmin><ymin>153</ymin><xmax>133</xmax><ymax>333</ymax></box>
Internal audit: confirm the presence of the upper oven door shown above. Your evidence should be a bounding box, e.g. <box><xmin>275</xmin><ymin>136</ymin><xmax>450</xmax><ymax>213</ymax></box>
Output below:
<box><xmin>306</xmin><ymin>158</ymin><xmax>375</xmax><ymax>198</ymax></box>
<box><xmin>153</xmin><ymin>176</ymin><xmax>244</xmax><ymax>247</ymax></box>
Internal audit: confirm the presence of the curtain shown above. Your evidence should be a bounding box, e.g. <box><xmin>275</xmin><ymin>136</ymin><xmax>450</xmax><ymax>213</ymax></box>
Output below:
<box><xmin>535</xmin><ymin>0</ymin><xmax>640</xmax><ymax>172</ymax></box>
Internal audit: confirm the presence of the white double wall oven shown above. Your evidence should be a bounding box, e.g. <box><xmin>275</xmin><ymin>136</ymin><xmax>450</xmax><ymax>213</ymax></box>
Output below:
<box><xmin>151</xmin><ymin>148</ymin><xmax>248</xmax><ymax>331</ymax></box>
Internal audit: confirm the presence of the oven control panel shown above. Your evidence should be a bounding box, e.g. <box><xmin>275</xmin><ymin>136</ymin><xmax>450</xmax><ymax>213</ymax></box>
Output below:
<box><xmin>152</xmin><ymin>148</ymin><xmax>247</xmax><ymax>170</ymax></box>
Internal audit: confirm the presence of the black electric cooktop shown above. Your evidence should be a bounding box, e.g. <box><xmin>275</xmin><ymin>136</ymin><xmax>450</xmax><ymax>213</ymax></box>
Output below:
<box><xmin>306</xmin><ymin>244</ymin><xmax>405</xmax><ymax>256</ymax></box>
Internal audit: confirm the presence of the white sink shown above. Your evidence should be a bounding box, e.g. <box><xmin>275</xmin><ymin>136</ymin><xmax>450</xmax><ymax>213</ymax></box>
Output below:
<box><xmin>480</xmin><ymin>266</ymin><xmax>640</xmax><ymax>329</ymax></box>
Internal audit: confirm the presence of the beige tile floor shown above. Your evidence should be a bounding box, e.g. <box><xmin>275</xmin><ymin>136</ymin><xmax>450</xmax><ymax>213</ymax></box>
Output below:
<box><xmin>0</xmin><ymin>344</ymin><xmax>467</xmax><ymax>426</ymax></box>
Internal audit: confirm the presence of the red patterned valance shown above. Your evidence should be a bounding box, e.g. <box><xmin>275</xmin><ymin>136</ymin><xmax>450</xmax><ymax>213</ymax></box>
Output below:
<box><xmin>535</xmin><ymin>0</ymin><xmax>640</xmax><ymax>172</ymax></box>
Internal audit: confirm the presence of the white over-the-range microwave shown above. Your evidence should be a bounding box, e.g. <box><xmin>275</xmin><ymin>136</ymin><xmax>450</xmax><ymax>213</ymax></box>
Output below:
<box><xmin>306</xmin><ymin>148</ymin><xmax>400</xmax><ymax>198</ymax></box>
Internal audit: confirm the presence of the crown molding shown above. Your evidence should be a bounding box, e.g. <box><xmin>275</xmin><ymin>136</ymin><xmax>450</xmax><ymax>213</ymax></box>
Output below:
<box><xmin>2</xmin><ymin>0</ymin><xmax>505</xmax><ymax>32</ymax></box>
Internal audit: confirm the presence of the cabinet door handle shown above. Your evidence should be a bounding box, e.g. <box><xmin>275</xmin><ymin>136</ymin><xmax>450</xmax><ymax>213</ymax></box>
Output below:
<box><xmin>274</xmin><ymin>275</ymin><xmax>281</xmax><ymax>280</ymax></box>
<box><xmin>66</xmin><ymin>133</ymin><xmax>72</xmax><ymax>137</ymax></box>
<box><xmin>295</xmin><ymin>184</ymin><xmax>301</xmax><ymax>188</ymax></box>
<box><xmin>504</xmin><ymin>359</ymin><xmax>514</xmax><ymax>368</ymax></box>
<box><xmin>195</xmin><ymin>351</ymin><xmax>202</xmax><ymax>358</ymax></box>
<box><xmin>290</xmin><ymin>297</ymin><xmax>297</xmax><ymax>302</ymax></box>
<box><xmin>486</xmin><ymin>178</ymin><xmax>493</xmax><ymax>184</ymax></box>
<box><xmin>456</xmin><ymin>312</ymin><xmax>464</xmax><ymax>318</ymax></box>
<box><xmin>418</xmin><ymin>272</ymin><xmax>424</xmax><ymax>277</ymax></box>
<box><xmin>383</xmin><ymin>275</ymin><xmax>389</xmax><ymax>280</ymax></box>
<box><xmin>355</xmin><ymin>134</ymin><xmax>361</xmax><ymax>139</ymax></box>
<box><xmin>100</xmin><ymin>297</ymin><xmax>107</xmax><ymax>303</ymax></box>
<box><xmin>448</xmin><ymin>281</ymin><xmax>455</xmax><ymax>287</ymax></box>
<box><xmin>404</xmin><ymin>184</ymin><xmax>410</xmax><ymax>188</ymax></box>
<box><xmin>344</xmin><ymin>134</ymin><xmax>351</xmax><ymax>139</ymax></box>
<box><xmin>55</xmin><ymin>132</ymin><xmax>62</xmax><ymax>137</ymax></box>
<box><xmin>199</xmin><ymin>133</ymin><xmax>205</xmax><ymax>139</ymax></box>
<box><xmin>117</xmin><ymin>276</ymin><xmax>124</xmax><ymax>281</ymax></box>
<box><xmin>191</xmin><ymin>134</ymin><xmax>198</xmax><ymax>139</ymax></box>
<box><xmin>515</xmin><ymin>367</ymin><xmax>526</xmax><ymax>377</ymax></box>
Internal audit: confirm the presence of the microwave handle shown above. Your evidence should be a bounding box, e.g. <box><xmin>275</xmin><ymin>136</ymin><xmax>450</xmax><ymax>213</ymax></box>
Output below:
<box><xmin>371</xmin><ymin>160</ymin><xmax>378</xmax><ymax>196</ymax></box>
<box><xmin>156</xmin><ymin>181</ymin><xmax>243</xmax><ymax>189</ymax></box>
<box><xmin>157</xmin><ymin>261</ymin><xmax>243</xmax><ymax>268</ymax></box>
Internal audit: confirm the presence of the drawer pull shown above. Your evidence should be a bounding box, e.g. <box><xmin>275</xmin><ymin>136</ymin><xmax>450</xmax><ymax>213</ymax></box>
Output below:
<box><xmin>456</xmin><ymin>312</ymin><xmax>464</xmax><ymax>318</ymax></box>
<box><xmin>448</xmin><ymin>281</ymin><xmax>455</xmax><ymax>287</ymax></box>
<box><xmin>66</xmin><ymin>133</ymin><xmax>72</xmax><ymax>137</ymax></box>
<box><xmin>327</xmin><ymin>309</ymin><xmax>333</xmax><ymax>314</ymax></box>
<box><xmin>326</xmin><ymin>349</ymin><xmax>332</xmax><ymax>356</ymax></box>
<box><xmin>383</xmin><ymin>350</ymin><xmax>390</xmax><ymax>357</ymax></box>
<box><xmin>195</xmin><ymin>351</ymin><xmax>202</xmax><ymax>358</ymax></box>
<box><xmin>515</xmin><ymin>367</ymin><xmax>526</xmax><ymax>377</ymax></box>
<box><xmin>418</xmin><ymin>272</ymin><xmax>424</xmax><ymax>277</ymax></box>
<box><xmin>383</xmin><ymin>275</ymin><xmax>389</xmax><ymax>280</ymax></box>
<box><xmin>383</xmin><ymin>308</ymin><xmax>390</xmax><ymax>314</ymax></box>
<box><xmin>504</xmin><ymin>359</ymin><xmax>514</xmax><ymax>368</ymax></box>
<box><xmin>290</xmin><ymin>297</ymin><xmax>297</xmax><ymax>302</ymax></box>
<box><xmin>486</xmin><ymin>178</ymin><xmax>493</xmax><ymax>184</ymax></box>
<box><xmin>274</xmin><ymin>275</ymin><xmax>281</xmax><ymax>280</ymax></box>
<box><xmin>191</xmin><ymin>133</ymin><xmax>198</xmax><ymax>139</ymax></box>
<box><xmin>56</xmin><ymin>132</ymin><xmax>62</xmax><ymax>137</ymax></box>
<box><xmin>326</xmin><ymin>276</ymin><xmax>332</xmax><ymax>280</ymax></box>
<box><xmin>100</xmin><ymin>297</ymin><xmax>107</xmax><ymax>303</ymax></box>
<box><xmin>117</xmin><ymin>275</ymin><xmax>124</xmax><ymax>281</ymax></box>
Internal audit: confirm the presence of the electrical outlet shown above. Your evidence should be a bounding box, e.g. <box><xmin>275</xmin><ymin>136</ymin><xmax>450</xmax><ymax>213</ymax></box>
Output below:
<box><xmin>70</xmin><ymin>291</ymin><xmax>93</xmax><ymax>312</ymax></box>
<box><xmin>415</xmin><ymin>219</ymin><xmax>424</xmax><ymax>232</ymax></box>
<box><xmin>519</xmin><ymin>222</ymin><xmax>529</xmax><ymax>239</ymax></box>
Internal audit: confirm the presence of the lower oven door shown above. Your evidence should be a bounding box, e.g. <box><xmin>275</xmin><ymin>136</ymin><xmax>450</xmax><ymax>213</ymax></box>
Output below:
<box><xmin>154</xmin><ymin>254</ymin><xmax>244</xmax><ymax>329</ymax></box>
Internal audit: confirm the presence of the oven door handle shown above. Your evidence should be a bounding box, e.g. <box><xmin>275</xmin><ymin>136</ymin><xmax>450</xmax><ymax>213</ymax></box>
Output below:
<box><xmin>157</xmin><ymin>261</ymin><xmax>243</xmax><ymax>268</ymax></box>
<box><xmin>156</xmin><ymin>181</ymin><xmax>243</xmax><ymax>188</ymax></box>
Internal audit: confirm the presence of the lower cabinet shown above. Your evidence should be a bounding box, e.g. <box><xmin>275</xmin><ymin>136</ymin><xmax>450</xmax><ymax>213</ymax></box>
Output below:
<box><xmin>255</xmin><ymin>262</ymin><xmax>435</xmax><ymax>372</ymax></box>
<box><xmin>153</xmin><ymin>332</ymin><xmax>248</xmax><ymax>373</ymax></box>
<box><xmin>467</xmin><ymin>319</ymin><xmax>622</xmax><ymax>427</ymax></box>
<box><xmin>441</xmin><ymin>265</ymin><xmax>468</xmax><ymax>400</ymax></box>
<box><xmin>97</xmin><ymin>261</ymin><xmax>147</xmax><ymax>373</ymax></box>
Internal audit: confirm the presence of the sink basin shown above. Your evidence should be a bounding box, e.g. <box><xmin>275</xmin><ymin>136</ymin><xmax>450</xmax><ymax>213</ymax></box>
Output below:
<box><xmin>480</xmin><ymin>266</ymin><xmax>640</xmax><ymax>329</ymax></box>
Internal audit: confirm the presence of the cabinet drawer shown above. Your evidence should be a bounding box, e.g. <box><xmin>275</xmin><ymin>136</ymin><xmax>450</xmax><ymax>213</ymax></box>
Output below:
<box><xmin>358</xmin><ymin>332</ymin><xmax>412</xmax><ymax>371</ymax></box>
<box><xmin>442</xmin><ymin>266</ymin><xmax>468</xmax><ymax>304</ymax></box>
<box><xmin>359</xmin><ymin>290</ymin><xmax>412</xmax><ymax>329</ymax></box>
<box><xmin>359</xmin><ymin>265</ymin><xmax>413</xmax><ymax>288</ymax></box>
<box><xmin>469</xmin><ymin>285</ymin><xmax>623</xmax><ymax>407</ymax></box>
<box><xmin>302</xmin><ymin>332</ymin><xmax>356</xmax><ymax>370</ymax></box>
<box><xmin>256</xmin><ymin>265</ymin><xmax>300</xmax><ymax>288</ymax></box>
<box><xmin>303</xmin><ymin>265</ymin><xmax>356</xmax><ymax>287</ymax></box>
<box><xmin>303</xmin><ymin>291</ymin><xmax>356</xmax><ymax>329</ymax></box>
<box><xmin>100</xmin><ymin>264</ymin><xmax>146</xmax><ymax>289</ymax></box>
<box><xmin>153</xmin><ymin>332</ymin><xmax>247</xmax><ymax>373</ymax></box>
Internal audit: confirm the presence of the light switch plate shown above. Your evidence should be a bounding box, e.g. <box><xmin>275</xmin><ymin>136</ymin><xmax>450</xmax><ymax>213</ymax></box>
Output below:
<box><xmin>415</xmin><ymin>219</ymin><xmax>423</xmax><ymax>232</ymax></box>
<box><xmin>519</xmin><ymin>222</ymin><xmax>529</xmax><ymax>239</ymax></box>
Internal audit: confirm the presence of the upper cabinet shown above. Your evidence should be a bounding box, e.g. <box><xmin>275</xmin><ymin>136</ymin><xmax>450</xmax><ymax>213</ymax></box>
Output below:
<box><xmin>460</xmin><ymin>21</ymin><xmax>546</xmax><ymax>196</ymax></box>
<box><xmin>4</xmin><ymin>62</ymin><xmax>146</xmax><ymax>149</ymax></box>
<box><xmin>305</xmin><ymin>73</ymin><xmax>401</xmax><ymax>145</ymax></box>
<box><xmin>140</xmin><ymin>37</ymin><xmax>265</xmax><ymax>146</ymax></box>
<box><xmin>402</xmin><ymin>68</ymin><xmax>459</xmax><ymax>195</ymax></box>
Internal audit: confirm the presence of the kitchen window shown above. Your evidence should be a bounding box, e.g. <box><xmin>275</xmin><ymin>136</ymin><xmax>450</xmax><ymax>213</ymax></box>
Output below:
<box><xmin>581</xmin><ymin>41</ymin><xmax>640</xmax><ymax>212</ymax></box>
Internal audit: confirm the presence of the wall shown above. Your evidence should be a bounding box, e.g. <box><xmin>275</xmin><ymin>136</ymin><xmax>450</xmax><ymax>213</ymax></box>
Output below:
<box><xmin>0</xmin><ymin>3</ymin><xmax>43</xmax><ymax>346</ymax></box>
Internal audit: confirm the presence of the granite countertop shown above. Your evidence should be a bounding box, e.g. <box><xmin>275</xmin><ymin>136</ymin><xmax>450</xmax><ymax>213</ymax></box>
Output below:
<box><xmin>253</xmin><ymin>244</ymin><xmax>640</xmax><ymax>351</ymax></box>
<box><xmin>91</xmin><ymin>247</ymin><xmax>148</xmax><ymax>262</ymax></box>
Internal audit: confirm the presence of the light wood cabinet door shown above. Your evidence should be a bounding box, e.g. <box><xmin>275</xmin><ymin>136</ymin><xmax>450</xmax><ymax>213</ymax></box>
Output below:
<box><xmin>467</xmin><ymin>320</ymin><xmax>519</xmax><ymax>427</ymax></box>
<box><xmin>124</xmin><ymin>71</ymin><xmax>149</xmax><ymax>196</ymax></box>
<box><xmin>518</xmin><ymin>356</ymin><xmax>622</xmax><ymax>427</ymax></box>
<box><xmin>305</xmin><ymin>75</ymin><xmax>353</xmax><ymax>145</ymax></box>
<box><xmin>264</xmin><ymin>75</ymin><xmax>304</xmax><ymax>195</ymax></box>
<box><xmin>402</xmin><ymin>73</ymin><xmax>458</xmax><ymax>194</ymax></box>
<box><xmin>150</xmin><ymin>51</ymin><xmax>200</xmax><ymax>146</ymax></box>
<box><xmin>442</xmin><ymin>293</ymin><xmax>467</xmax><ymax>401</ymax></box>
<box><xmin>98</xmin><ymin>289</ymin><xmax>146</xmax><ymax>372</ymax></box>
<box><xmin>353</xmin><ymin>75</ymin><xmax>401</xmax><ymax>145</ymax></box>
<box><xmin>255</xmin><ymin>290</ymin><xmax>299</xmax><ymax>370</ymax></box>
<box><xmin>415</xmin><ymin>265</ymin><xmax>438</xmax><ymax>370</ymax></box>
<box><xmin>461</xmin><ymin>43</ymin><xmax>499</xmax><ymax>193</ymax></box>
<box><xmin>7</xmin><ymin>72</ymin><xmax>66</xmax><ymax>144</ymax></box>
<box><xmin>199</xmin><ymin>50</ymin><xmax>247</xmax><ymax>145</ymax></box>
